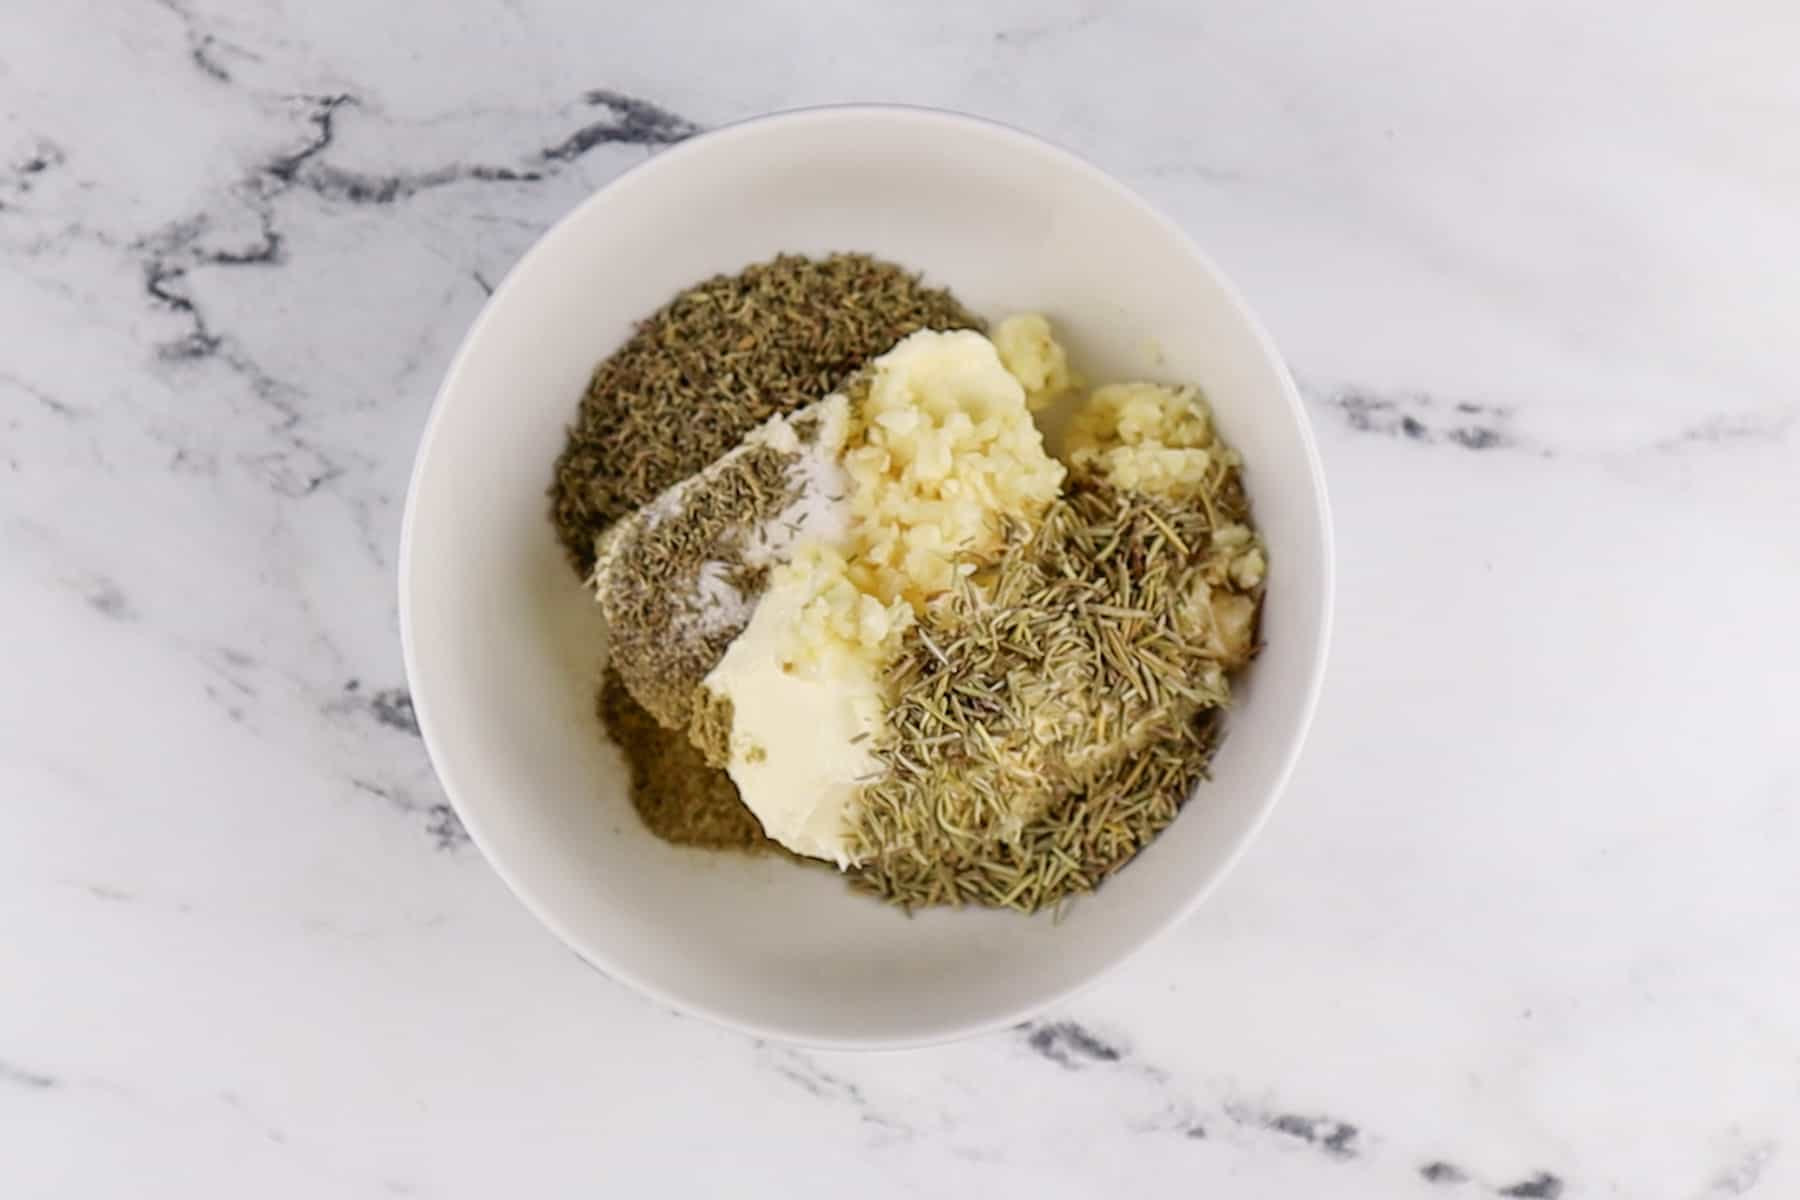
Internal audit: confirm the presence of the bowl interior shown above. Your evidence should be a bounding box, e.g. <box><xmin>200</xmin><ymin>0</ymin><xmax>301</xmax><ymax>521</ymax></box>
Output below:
<box><xmin>401</xmin><ymin>108</ymin><xmax>1330</xmax><ymax>1047</ymax></box>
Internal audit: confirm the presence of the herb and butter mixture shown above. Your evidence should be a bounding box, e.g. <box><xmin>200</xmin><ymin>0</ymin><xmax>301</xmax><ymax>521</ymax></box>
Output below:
<box><xmin>552</xmin><ymin>254</ymin><xmax>1265</xmax><ymax>913</ymax></box>
<box><xmin>690</xmin><ymin>329</ymin><xmax>1066</xmax><ymax>865</ymax></box>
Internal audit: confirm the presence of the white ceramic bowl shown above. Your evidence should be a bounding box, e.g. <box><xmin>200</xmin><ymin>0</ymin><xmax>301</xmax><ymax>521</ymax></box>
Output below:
<box><xmin>400</xmin><ymin>106</ymin><xmax>1332</xmax><ymax>1049</ymax></box>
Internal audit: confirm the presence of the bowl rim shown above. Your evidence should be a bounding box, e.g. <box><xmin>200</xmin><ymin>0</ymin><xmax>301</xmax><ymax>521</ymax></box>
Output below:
<box><xmin>398</xmin><ymin>102</ymin><xmax>1335</xmax><ymax>1051</ymax></box>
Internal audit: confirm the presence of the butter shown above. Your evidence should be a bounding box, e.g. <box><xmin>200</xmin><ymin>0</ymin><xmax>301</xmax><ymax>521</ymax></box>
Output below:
<box><xmin>702</xmin><ymin>548</ymin><xmax>886</xmax><ymax>866</ymax></box>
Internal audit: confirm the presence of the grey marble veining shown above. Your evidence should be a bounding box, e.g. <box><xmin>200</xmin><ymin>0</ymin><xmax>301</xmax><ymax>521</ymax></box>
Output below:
<box><xmin>2</xmin><ymin>1</ymin><xmax>1797</xmax><ymax>1196</ymax></box>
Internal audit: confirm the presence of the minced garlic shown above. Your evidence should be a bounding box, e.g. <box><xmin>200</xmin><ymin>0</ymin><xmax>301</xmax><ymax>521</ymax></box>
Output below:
<box><xmin>1065</xmin><ymin>381</ymin><xmax>1234</xmax><ymax>500</ymax></box>
<box><xmin>992</xmin><ymin>313</ymin><xmax>1076</xmax><ymax>411</ymax></box>
<box><xmin>771</xmin><ymin>542</ymin><xmax>914</xmax><ymax>679</ymax></box>
<box><xmin>782</xmin><ymin>328</ymin><xmax>1065</xmax><ymax>678</ymax></box>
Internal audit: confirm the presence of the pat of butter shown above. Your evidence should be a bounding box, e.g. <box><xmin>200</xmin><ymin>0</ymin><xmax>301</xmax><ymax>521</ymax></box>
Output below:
<box><xmin>702</xmin><ymin>556</ymin><xmax>884</xmax><ymax>867</ymax></box>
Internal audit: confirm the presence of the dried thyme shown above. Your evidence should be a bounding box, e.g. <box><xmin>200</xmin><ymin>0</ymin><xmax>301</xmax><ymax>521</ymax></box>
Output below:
<box><xmin>594</xmin><ymin>439</ymin><xmax>797</xmax><ymax>731</ymax></box>
<box><xmin>597</xmin><ymin>668</ymin><xmax>771</xmax><ymax>851</ymax></box>
<box><xmin>551</xmin><ymin>253</ymin><xmax>981</xmax><ymax>576</ymax></box>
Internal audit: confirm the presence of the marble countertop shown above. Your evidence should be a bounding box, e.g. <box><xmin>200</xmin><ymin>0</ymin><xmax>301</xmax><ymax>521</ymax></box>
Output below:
<box><xmin>4</xmin><ymin>2</ymin><xmax>1797</xmax><ymax>1195</ymax></box>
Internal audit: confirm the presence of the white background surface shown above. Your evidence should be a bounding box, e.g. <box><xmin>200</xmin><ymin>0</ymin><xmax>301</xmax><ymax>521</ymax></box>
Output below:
<box><xmin>2</xmin><ymin>2</ymin><xmax>1796</xmax><ymax>1196</ymax></box>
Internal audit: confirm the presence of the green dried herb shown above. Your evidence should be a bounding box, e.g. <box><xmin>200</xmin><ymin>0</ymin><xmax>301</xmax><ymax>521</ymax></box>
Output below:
<box><xmin>595</xmin><ymin>440</ymin><xmax>795</xmax><ymax>731</ymax></box>
<box><xmin>551</xmin><ymin>253</ymin><xmax>981</xmax><ymax>576</ymax></box>
<box><xmin>597</xmin><ymin>668</ymin><xmax>771</xmax><ymax>851</ymax></box>
<box><xmin>847</xmin><ymin>478</ymin><xmax>1263</xmax><ymax>915</ymax></box>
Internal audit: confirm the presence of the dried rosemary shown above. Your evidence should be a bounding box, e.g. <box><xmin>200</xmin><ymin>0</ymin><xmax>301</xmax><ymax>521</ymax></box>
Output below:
<box><xmin>551</xmin><ymin>253</ymin><xmax>981</xmax><ymax>576</ymax></box>
<box><xmin>847</xmin><ymin>477</ymin><xmax>1263</xmax><ymax>914</ymax></box>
